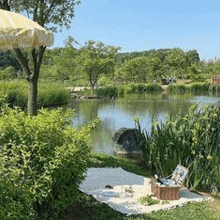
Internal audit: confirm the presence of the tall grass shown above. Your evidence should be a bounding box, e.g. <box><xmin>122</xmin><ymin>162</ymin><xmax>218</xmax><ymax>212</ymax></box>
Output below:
<box><xmin>167</xmin><ymin>82</ymin><xmax>211</xmax><ymax>92</ymax></box>
<box><xmin>140</xmin><ymin>104</ymin><xmax>220</xmax><ymax>192</ymax></box>
<box><xmin>38</xmin><ymin>83</ymin><xmax>70</xmax><ymax>107</ymax></box>
<box><xmin>78</xmin><ymin>83</ymin><xmax>163</xmax><ymax>97</ymax></box>
<box><xmin>0</xmin><ymin>81</ymin><xmax>70</xmax><ymax>108</ymax></box>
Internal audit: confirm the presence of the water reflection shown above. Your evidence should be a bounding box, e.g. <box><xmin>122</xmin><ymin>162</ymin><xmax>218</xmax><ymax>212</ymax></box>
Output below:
<box><xmin>67</xmin><ymin>92</ymin><xmax>220</xmax><ymax>155</ymax></box>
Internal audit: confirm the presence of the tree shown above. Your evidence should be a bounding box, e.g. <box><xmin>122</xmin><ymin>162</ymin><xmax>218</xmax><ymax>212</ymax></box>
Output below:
<box><xmin>116</xmin><ymin>54</ymin><xmax>161</xmax><ymax>83</ymax></box>
<box><xmin>76</xmin><ymin>40</ymin><xmax>120</xmax><ymax>92</ymax></box>
<box><xmin>185</xmin><ymin>50</ymin><xmax>200</xmax><ymax>66</ymax></box>
<box><xmin>0</xmin><ymin>0</ymin><xmax>81</xmax><ymax>115</ymax></box>
<box><xmin>164</xmin><ymin>48</ymin><xmax>187</xmax><ymax>78</ymax></box>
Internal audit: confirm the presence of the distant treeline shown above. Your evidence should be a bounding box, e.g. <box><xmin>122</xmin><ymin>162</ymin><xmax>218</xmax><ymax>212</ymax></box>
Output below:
<box><xmin>1</xmin><ymin>39</ymin><xmax>220</xmax><ymax>88</ymax></box>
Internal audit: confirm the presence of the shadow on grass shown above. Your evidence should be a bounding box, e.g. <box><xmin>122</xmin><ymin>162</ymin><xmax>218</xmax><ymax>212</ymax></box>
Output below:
<box><xmin>59</xmin><ymin>192</ymin><xmax>126</xmax><ymax>220</ymax></box>
<box><xmin>88</xmin><ymin>152</ymin><xmax>152</xmax><ymax>177</ymax></box>
<box><xmin>60</xmin><ymin>191</ymin><xmax>161</xmax><ymax>220</ymax></box>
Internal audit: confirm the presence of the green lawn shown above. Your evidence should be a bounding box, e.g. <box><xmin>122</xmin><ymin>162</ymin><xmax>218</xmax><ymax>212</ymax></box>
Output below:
<box><xmin>60</xmin><ymin>152</ymin><xmax>220</xmax><ymax>220</ymax></box>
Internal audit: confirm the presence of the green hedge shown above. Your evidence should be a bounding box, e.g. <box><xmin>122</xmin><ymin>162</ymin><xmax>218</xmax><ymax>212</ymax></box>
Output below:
<box><xmin>140</xmin><ymin>105</ymin><xmax>220</xmax><ymax>192</ymax></box>
<box><xmin>0</xmin><ymin>106</ymin><xmax>98</xmax><ymax>219</ymax></box>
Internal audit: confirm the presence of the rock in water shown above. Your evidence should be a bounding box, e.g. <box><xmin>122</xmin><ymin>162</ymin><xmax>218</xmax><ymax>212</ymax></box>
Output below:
<box><xmin>112</xmin><ymin>127</ymin><xmax>142</xmax><ymax>155</ymax></box>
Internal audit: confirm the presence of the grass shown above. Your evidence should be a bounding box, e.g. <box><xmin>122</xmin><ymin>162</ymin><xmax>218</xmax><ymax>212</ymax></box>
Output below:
<box><xmin>60</xmin><ymin>152</ymin><xmax>220</xmax><ymax>220</ymax></box>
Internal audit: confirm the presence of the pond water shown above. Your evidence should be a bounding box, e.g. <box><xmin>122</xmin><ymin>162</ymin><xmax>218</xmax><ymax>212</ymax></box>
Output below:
<box><xmin>67</xmin><ymin>92</ymin><xmax>220</xmax><ymax>155</ymax></box>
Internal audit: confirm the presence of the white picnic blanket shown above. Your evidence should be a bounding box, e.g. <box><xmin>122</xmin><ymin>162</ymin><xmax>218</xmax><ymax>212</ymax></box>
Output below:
<box><xmin>79</xmin><ymin>167</ymin><xmax>212</xmax><ymax>215</ymax></box>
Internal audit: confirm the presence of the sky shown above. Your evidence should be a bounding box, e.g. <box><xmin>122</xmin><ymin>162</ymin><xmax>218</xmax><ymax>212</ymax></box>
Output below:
<box><xmin>53</xmin><ymin>0</ymin><xmax>220</xmax><ymax>61</ymax></box>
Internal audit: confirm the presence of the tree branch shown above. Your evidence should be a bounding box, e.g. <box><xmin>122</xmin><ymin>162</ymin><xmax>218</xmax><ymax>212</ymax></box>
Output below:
<box><xmin>43</xmin><ymin>0</ymin><xmax>56</xmax><ymax>26</ymax></box>
<box><xmin>14</xmin><ymin>48</ymin><xmax>32</xmax><ymax>81</ymax></box>
<box><xmin>0</xmin><ymin>0</ymin><xmax>10</xmax><ymax>10</ymax></box>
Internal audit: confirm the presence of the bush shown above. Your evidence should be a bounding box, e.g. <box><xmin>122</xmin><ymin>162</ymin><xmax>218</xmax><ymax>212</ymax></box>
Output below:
<box><xmin>0</xmin><ymin>106</ymin><xmax>98</xmax><ymax>219</ymax></box>
<box><xmin>140</xmin><ymin>105</ymin><xmax>220</xmax><ymax>192</ymax></box>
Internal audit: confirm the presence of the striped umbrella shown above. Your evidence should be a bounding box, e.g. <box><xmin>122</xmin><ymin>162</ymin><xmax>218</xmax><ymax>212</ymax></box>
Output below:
<box><xmin>0</xmin><ymin>9</ymin><xmax>53</xmax><ymax>49</ymax></box>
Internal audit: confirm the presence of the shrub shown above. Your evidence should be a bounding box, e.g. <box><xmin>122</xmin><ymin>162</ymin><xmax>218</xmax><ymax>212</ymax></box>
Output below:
<box><xmin>0</xmin><ymin>106</ymin><xmax>98</xmax><ymax>219</ymax></box>
<box><xmin>140</xmin><ymin>105</ymin><xmax>220</xmax><ymax>192</ymax></box>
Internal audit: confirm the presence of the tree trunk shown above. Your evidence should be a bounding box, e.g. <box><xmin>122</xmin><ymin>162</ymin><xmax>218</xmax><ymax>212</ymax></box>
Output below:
<box><xmin>28</xmin><ymin>78</ymin><xmax>38</xmax><ymax>116</ymax></box>
<box><xmin>14</xmin><ymin>47</ymin><xmax>45</xmax><ymax>116</ymax></box>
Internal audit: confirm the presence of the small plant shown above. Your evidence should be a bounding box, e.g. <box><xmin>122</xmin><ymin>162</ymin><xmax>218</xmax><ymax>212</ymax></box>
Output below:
<box><xmin>139</xmin><ymin>195</ymin><xmax>160</xmax><ymax>206</ymax></box>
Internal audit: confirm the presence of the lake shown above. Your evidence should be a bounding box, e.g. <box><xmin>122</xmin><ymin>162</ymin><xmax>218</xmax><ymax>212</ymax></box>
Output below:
<box><xmin>67</xmin><ymin>92</ymin><xmax>220</xmax><ymax>155</ymax></box>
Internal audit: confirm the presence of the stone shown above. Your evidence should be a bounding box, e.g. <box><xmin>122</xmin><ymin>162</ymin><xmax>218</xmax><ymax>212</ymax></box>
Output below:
<box><xmin>112</xmin><ymin>127</ymin><xmax>142</xmax><ymax>155</ymax></box>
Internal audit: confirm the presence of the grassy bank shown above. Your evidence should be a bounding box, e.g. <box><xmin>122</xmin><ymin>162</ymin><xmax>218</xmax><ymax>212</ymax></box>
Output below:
<box><xmin>60</xmin><ymin>153</ymin><xmax>220</xmax><ymax>220</ymax></box>
<box><xmin>77</xmin><ymin>83</ymin><xmax>163</xmax><ymax>98</ymax></box>
<box><xmin>167</xmin><ymin>81</ymin><xmax>220</xmax><ymax>92</ymax></box>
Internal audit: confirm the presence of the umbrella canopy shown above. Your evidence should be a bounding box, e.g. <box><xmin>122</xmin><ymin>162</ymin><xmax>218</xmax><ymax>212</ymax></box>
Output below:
<box><xmin>0</xmin><ymin>9</ymin><xmax>54</xmax><ymax>49</ymax></box>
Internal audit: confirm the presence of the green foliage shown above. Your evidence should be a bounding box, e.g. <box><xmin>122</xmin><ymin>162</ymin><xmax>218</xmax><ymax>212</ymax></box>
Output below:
<box><xmin>0</xmin><ymin>81</ymin><xmax>27</xmax><ymax>108</ymax></box>
<box><xmin>140</xmin><ymin>105</ymin><xmax>220</xmax><ymax>192</ymax></box>
<box><xmin>41</xmin><ymin>44</ymin><xmax>207</xmax><ymax>87</ymax></box>
<box><xmin>190</xmin><ymin>82</ymin><xmax>210</xmax><ymax>91</ymax></box>
<box><xmin>139</xmin><ymin>195</ymin><xmax>160</xmax><ymax>206</ymax></box>
<box><xmin>0</xmin><ymin>66</ymin><xmax>17</xmax><ymax>80</ymax></box>
<box><xmin>116</xmin><ymin>55</ymin><xmax>162</xmax><ymax>83</ymax></box>
<box><xmin>75</xmin><ymin>40</ymin><xmax>120</xmax><ymax>91</ymax></box>
<box><xmin>116</xmin><ymin>83</ymin><xmax>163</xmax><ymax>95</ymax></box>
<box><xmin>98</xmin><ymin>76</ymin><xmax>113</xmax><ymax>86</ymax></box>
<box><xmin>0</xmin><ymin>106</ymin><xmax>95</xmax><ymax>219</ymax></box>
<box><xmin>0</xmin><ymin>50</ymin><xmax>21</xmax><ymax>70</ymax></box>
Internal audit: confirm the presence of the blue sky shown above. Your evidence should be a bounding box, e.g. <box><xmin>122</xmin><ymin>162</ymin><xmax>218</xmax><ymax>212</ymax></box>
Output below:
<box><xmin>53</xmin><ymin>0</ymin><xmax>220</xmax><ymax>60</ymax></box>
